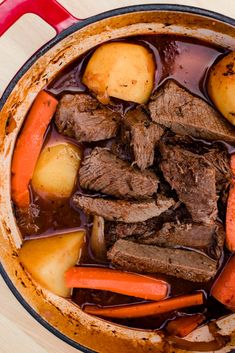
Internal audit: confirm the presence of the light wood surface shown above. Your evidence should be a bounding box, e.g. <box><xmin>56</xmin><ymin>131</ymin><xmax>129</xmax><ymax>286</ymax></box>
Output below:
<box><xmin>0</xmin><ymin>1</ymin><xmax>234</xmax><ymax>353</ymax></box>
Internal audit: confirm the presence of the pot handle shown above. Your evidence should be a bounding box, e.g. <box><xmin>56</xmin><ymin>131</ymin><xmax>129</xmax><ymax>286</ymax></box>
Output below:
<box><xmin>0</xmin><ymin>0</ymin><xmax>79</xmax><ymax>36</ymax></box>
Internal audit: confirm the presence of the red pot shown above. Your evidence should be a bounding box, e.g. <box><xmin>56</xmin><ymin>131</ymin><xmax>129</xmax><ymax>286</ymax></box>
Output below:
<box><xmin>0</xmin><ymin>1</ymin><xmax>235</xmax><ymax>352</ymax></box>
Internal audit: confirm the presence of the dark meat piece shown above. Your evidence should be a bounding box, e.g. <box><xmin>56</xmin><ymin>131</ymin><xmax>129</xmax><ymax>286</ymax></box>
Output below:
<box><xmin>138</xmin><ymin>222</ymin><xmax>214</xmax><ymax>248</ymax></box>
<box><xmin>162</xmin><ymin>132</ymin><xmax>232</xmax><ymax>195</ymax></box>
<box><xmin>136</xmin><ymin>222</ymin><xmax>225</xmax><ymax>259</ymax></box>
<box><xmin>108</xmin><ymin>239</ymin><xmax>218</xmax><ymax>282</ymax></box>
<box><xmin>213</xmin><ymin>223</ymin><xmax>226</xmax><ymax>259</ymax></box>
<box><xmin>105</xmin><ymin>219</ymin><xmax>155</xmax><ymax>249</ymax></box>
<box><xmin>105</xmin><ymin>204</ymin><xmax>191</xmax><ymax>248</ymax></box>
<box><xmin>55</xmin><ymin>93</ymin><xmax>120</xmax><ymax>142</ymax></box>
<box><xmin>111</xmin><ymin>140</ymin><xmax>133</xmax><ymax>163</ymax></box>
<box><xmin>149</xmin><ymin>80</ymin><xmax>235</xmax><ymax>143</ymax></box>
<box><xmin>203</xmin><ymin>147</ymin><xmax>231</xmax><ymax>194</ymax></box>
<box><xmin>106</xmin><ymin>221</ymin><xmax>152</xmax><ymax>240</ymax></box>
<box><xmin>15</xmin><ymin>204</ymin><xmax>40</xmax><ymax>235</ymax></box>
<box><xmin>161</xmin><ymin>132</ymin><xmax>211</xmax><ymax>155</ymax></box>
<box><xmin>160</xmin><ymin>143</ymin><xmax>217</xmax><ymax>224</ymax></box>
<box><xmin>122</xmin><ymin>108</ymin><xmax>164</xmax><ymax>170</ymax></box>
<box><xmin>72</xmin><ymin>194</ymin><xmax>175</xmax><ymax>223</ymax></box>
<box><xmin>79</xmin><ymin>148</ymin><xmax>158</xmax><ymax>199</ymax></box>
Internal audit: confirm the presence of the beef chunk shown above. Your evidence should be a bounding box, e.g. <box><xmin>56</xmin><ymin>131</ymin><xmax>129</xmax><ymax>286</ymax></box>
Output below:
<box><xmin>160</xmin><ymin>143</ymin><xmax>217</xmax><ymax>224</ymax></box>
<box><xmin>79</xmin><ymin>148</ymin><xmax>158</xmax><ymax>199</ymax></box>
<box><xmin>55</xmin><ymin>93</ymin><xmax>120</xmax><ymax>142</ymax></box>
<box><xmin>122</xmin><ymin>108</ymin><xmax>164</xmax><ymax>170</ymax></box>
<box><xmin>203</xmin><ymin>147</ymin><xmax>231</xmax><ymax>194</ymax></box>
<box><xmin>136</xmin><ymin>222</ymin><xmax>225</xmax><ymax>259</ymax></box>
<box><xmin>105</xmin><ymin>204</ymin><xmax>191</xmax><ymax>248</ymax></box>
<box><xmin>106</xmin><ymin>221</ymin><xmax>152</xmax><ymax>240</ymax></box>
<box><xmin>149</xmin><ymin>80</ymin><xmax>235</xmax><ymax>143</ymax></box>
<box><xmin>72</xmin><ymin>194</ymin><xmax>175</xmax><ymax>223</ymax></box>
<box><xmin>108</xmin><ymin>239</ymin><xmax>217</xmax><ymax>282</ymax></box>
<box><xmin>162</xmin><ymin>132</ymin><xmax>232</xmax><ymax>195</ymax></box>
<box><xmin>138</xmin><ymin>222</ymin><xmax>214</xmax><ymax>248</ymax></box>
<box><xmin>105</xmin><ymin>218</ymin><xmax>156</xmax><ymax>249</ymax></box>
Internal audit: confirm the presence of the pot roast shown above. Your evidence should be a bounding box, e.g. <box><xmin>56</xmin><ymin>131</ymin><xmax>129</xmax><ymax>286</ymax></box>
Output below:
<box><xmin>12</xmin><ymin>33</ymin><xmax>235</xmax><ymax>341</ymax></box>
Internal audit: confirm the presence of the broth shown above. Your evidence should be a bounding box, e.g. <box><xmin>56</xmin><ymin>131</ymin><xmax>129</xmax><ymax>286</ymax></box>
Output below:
<box><xmin>48</xmin><ymin>34</ymin><xmax>227</xmax><ymax>102</ymax></box>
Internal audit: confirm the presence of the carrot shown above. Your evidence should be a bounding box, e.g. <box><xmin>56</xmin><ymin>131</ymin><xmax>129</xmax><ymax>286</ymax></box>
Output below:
<box><xmin>84</xmin><ymin>292</ymin><xmax>204</xmax><ymax>319</ymax></box>
<box><xmin>226</xmin><ymin>154</ymin><xmax>235</xmax><ymax>252</ymax></box>
<box><xmin>230</xmin><ymin>154</ymin><xmax>235</xmax><ymax>175</ymax></box>
<box><xmin>65</xmin><ymin>266</ymin><xmax>169</xmax><ymax>301</ymax></box>
<box><xmin>211</xmin><ymin>255</ymin><xmax>235</xmax><ymax>309</ymax></box>
<box><xmin>166</xmin><ymin>314</ymin><xmax>205</xmax><ymax>337</ymax></box>
<box><xmin>11</xmin><ymin>91</ymin><xmax>58</xmax><ymax>208</ymax></box>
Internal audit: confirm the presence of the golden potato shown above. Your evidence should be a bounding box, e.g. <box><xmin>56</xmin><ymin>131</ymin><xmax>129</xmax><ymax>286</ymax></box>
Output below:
<box><xmin>83</xmin><ymin>42</ymin><xmax>155</xmax><ymax>104</ymax></box>
<box><xmin>208</xmin><ymin>51</ymin><xmax>235</xmax><ymax>125</ymax></box>
<box><xmin>19</xmin><ymin>231</ymin><xmax>85</xmax><ymax>297</ymax></box>
<box><xmin>32</xmin><ymin>143</ymin><xmax>81</xmax><ymax>199</ymax></box>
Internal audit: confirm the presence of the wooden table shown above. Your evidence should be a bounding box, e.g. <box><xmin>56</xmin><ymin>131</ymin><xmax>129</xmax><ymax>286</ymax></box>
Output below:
<box><xmin>0</xmin><ymin>1</ymin><xmax>234</xmax><ymax>352</ymax></box>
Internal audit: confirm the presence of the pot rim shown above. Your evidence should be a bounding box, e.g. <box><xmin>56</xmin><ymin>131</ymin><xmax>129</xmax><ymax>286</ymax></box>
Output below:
<box><xmin>1</xmin><ymin>4</ymin><xmax>235</xmax><ymax>353</ymax></box>
<box><xmin>1</xmin><ymin>3</ymin><xmax>235</xmax><ymax>110</ymax></box>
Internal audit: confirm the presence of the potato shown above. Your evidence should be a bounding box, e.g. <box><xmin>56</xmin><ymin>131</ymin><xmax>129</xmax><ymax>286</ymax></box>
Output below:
<box><xmin>19</xmin><ymin>231</ymin><xmax>85</xmax><ymax>297</ymax></box>
<box><xmin>83</xmin><ymin>42</ymin><xmax>155</xmax><ymax>104</ymax></box>
<box><xmin>208</xmin><ymin>51</ymin><xmax>235</xmax><ymax>126</ymax></box>
<box><xmin>32</xmin><ymin>143</ymin><xmax>81</xmax><ymax>199</ymax></box>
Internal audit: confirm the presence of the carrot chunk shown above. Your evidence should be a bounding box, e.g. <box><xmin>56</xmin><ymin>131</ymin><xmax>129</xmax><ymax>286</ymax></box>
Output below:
<box><xmin>84</xmin><ymin>292</ymin><xmax>204</xmax><ymax>319</ymax></box>
<box><xmin>230</xmin><ymin>154</ymin><xmax>235</xmax><ymax>175</ymax></box>
<box><xmin>226</xmin><ymin>154</ymin><xmax>235</xmax><ymax>252</ymax></box>
<box><xmin>11</xmin><ymin>91</ymin><xmax>58</xmax><ymax>208</ymax></box>
<box><xmin>166</xmin><ymin>314</ymin><xmax>205</xmax><ymax>337</ymax></box>
<box><xmin>65</xmin><ymin>266</ymin><xmax>169</xmax><ymax>301</ymax></box>
<box><xmin>211</xmin><ymin>255</ymin><xmax>235</xmax><ymax>309</ymax></box>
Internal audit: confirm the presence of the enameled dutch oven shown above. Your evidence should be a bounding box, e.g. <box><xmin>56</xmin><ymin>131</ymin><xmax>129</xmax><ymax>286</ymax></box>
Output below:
<box><xmin>1</xmin><ymin>1</ymin><xmax>235</xmax><ymax>352</ymax></box>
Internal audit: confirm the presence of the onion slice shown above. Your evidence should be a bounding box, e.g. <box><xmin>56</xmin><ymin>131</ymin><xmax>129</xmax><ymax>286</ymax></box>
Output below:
<box><xmin>90</xmin><ymin>215</ymin><xmax>107</xmax><ymax>261</ymax></box>
<box><xmin>167</xmin><ymin>322</ymin><xmax>230</xmax><ymax>352</ymax></box>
